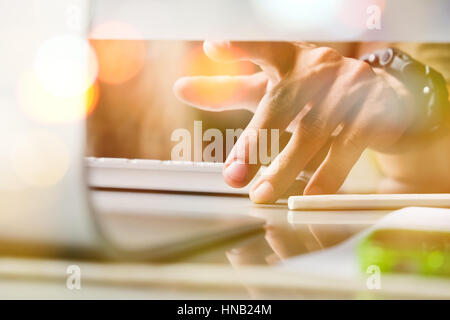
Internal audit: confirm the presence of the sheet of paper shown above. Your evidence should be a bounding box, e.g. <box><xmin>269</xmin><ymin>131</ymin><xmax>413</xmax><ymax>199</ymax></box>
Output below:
<box><xmin>279</xmin><ymin>207</ymin><xmax>450</xmax><ymax>279</ymax></box>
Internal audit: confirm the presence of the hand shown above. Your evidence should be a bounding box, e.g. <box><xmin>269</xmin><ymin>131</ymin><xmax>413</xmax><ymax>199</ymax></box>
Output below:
<box><xmin>173</xmin><ymin>41</ymin><xmax>416</xmax><ymax>203</ymax></box>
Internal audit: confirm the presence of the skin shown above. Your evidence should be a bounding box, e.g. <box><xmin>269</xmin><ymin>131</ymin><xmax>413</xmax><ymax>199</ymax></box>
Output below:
<box><xmin>173</xmin><ymin>41</ymin><xmax>450</xmax><ymax>203</ymax></box>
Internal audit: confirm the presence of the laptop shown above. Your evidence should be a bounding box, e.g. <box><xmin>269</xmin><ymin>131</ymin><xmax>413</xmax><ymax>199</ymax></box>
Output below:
<box><xmin>0</xmin><ymin>0</ymin><xmax>263</xmax><ymax>261</ymax></box>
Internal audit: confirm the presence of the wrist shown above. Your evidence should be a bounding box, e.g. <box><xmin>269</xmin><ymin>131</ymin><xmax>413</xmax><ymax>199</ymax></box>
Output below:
<box><xmin>372</xmin><ymin>68</ymin><xmax>419</xmax><ymax>151</ymax></box>
<box><xmin>373</xmin><ymin>68</ymin><xmax>450</xmax><ymax>153</ymax></box>
<box><xmin>361</xmin><ymin>48</ymin><xmax>450</xmax><ymax>140</ymax></box>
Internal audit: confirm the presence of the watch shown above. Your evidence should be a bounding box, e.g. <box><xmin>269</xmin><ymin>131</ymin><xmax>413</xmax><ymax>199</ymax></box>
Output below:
<box><xmin>360</xmin><ymin>48</ymin><xmax>449</xmax><ymax>133</ymax></box>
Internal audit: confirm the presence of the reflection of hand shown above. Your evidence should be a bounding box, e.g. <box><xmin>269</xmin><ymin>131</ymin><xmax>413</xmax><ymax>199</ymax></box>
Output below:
<box><xmin>264</xmin><ymin>224</ymin><xmax>319</xmax><ymax>260</ymax></box>
<box><xmin>225</xmin><ymin>234</ymin><xmax>275</xmax><ymax>266</ymax></box>
<box><xmin>174</xmin><ymin>41</ymin><xmax>415</xmax><ymax>203</ymax></box>
<box><xmin>306</xmin><ymin>224</ymin><xmax>362</xmax><ymax>249</ymax></box>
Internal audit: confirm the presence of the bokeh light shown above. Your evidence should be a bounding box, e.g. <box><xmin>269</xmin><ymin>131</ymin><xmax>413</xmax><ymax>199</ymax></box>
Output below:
<box><xmin>90</xmin><ymin>21</ymin><xmax>147</xmax><ymax>84</ymax></box>
<box><xmin>0</xmin><ymin>98</ymin><xmax>26</xmax><ymax>191</ymax></box>
<box><xmin>10</xmin><ymin>131</ymin><xmax>70</xmax><ymax>187</ymax></box>
<box><xmin>17</xmin><ymin>71</ymin><xmax>99</xmax><ymax>123</ymax></box>
<box><xmin>181</xmin><ymin>43</ymin><xmax>256</xmax><ymax>106</ymax></box>
<box><xmin>34</xmin><ymin>35</ymin><xmax>98</xmax><ymax>97</ymax></box>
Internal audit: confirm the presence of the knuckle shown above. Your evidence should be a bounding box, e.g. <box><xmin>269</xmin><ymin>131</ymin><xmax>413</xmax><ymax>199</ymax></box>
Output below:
<box><xmin>339</xmin><ymin>130</ymin><xmax>365</xmax><ymax>152</ymax></box>
<box><xmin>311</xmin><ymin>47</ymin><xmax>341</xmax><ymax>64</ymax></box>
<box><xmin>352</xmin><ymin>60</ymin><xmax>374</xmax><ymax>79</ymax></box>
<box><xmin>297</xmin><ymin>115</ymin><xmax>328</xmax><ymax>140</ymax></box>
<box><xmin>266</xmin><ymin>81</ymin><xmax>299</xmax><ymax>116</ymax></box>
<box><xmin>269</xmin><ymin>81</ymin><xmax>292</xmax><ymax>102</ymax></box>
<box><xmin>341</xmin><ymin>136</ymin><xmax>361</xmax><ymax>151</ymax></box>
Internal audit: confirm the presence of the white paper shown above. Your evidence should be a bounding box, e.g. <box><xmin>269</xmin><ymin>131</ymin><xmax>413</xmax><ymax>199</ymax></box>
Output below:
<box><xmin>280</xmin><ymin>207</ymin><xmax>450</xmax><ymax>279</ymax></box>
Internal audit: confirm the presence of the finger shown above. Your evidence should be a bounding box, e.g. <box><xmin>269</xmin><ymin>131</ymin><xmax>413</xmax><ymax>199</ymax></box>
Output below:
<box><xmin>308</xmin><ymin>224</ymin><xmax>356</xmax><ymax>248</ymax></box>
<box><xmin>264</xmin><ymin>224</ymin><xmax>311</xmax><ymax>259</ymax></box>
<box><xmin>242</xmin><ymin>138</ymin><xmax>330</xmax><ymax>199</ymax></box>
<box><xmin>249</xmin><ymin>109</ymin><xmax>332</xmax><ymax>203</ymax></box>
<box><xmin>303</xmin><ymin>118</ymin><xmax>371</xmax><ymax>195</ymax></box>
<box><xmin>223</xmin><ymin>79</ymin><xmax>311</xmax><ymax>188</ymax></box>
<box><xmin>248</xmin><ymin>68</ymin><xmax>367</xmax><ymax>203</ymax></box>
<box><xmin>225</xmin><ymin>235</ymin><xmax>274</xmax><ymax>266</ymax></box>
<box><xmin>280</xmin><ymin>179</ymin><xmax>308</xmax><ymax>198</ymax></box>
<box><xmin>173</xmin><ymin>73</ymin><xmax>267</xmax><ymax>112</ymax></box>
<box><xmin>221</xmin><ymin>47</ymin><xmax>346</xmax><ymax>191</ymax></box>
<box><xmin>222</xmin><ymin>125</ymin><xmax>263</xmax><ymax>188</ymax></box>
<box><xmin>302</xmin><ymin>74</ymin><xmax>382</xmax><ymax>196</ymax></box>
<box><xmin>203</xmin><ymin>41</ymin><xmax>297</xmax><ymax>79</ymax></box>
<box><xmin>279</xmin><ymin>139</ymin><xmax>334</xmax><ymax>197</ymax></box>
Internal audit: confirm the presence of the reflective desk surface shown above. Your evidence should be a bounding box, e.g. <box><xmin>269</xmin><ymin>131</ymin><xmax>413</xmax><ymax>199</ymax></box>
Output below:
<box><xmin>1</xmin><ymin>190</ymin><xmax>449</xmax><ymax>299</ymax></box>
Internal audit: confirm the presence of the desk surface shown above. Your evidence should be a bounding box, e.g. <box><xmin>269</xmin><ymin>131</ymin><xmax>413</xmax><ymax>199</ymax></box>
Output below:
<box><xmin>0</xmin><ymin>190</ymin><xmax>449</xmax><ymax>299</ymax></box>
<box><xmin>92</xmin><ymin>189</ymin><xmax>386</xmax><ymax>264</ymax></box>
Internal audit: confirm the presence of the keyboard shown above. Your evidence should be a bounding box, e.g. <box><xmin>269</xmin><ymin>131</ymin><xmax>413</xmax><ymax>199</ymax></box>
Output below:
<box><xmin>85</xmin><ymin>157</ymin><xmax>256</xmax><ymax>195</ymax></box>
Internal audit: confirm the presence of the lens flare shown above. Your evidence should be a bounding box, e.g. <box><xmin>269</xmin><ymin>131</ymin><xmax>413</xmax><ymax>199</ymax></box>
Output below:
<box><xmin>90</xmin><ymin>21</ymin><xmax>147</xmax><ymax>84</ymax></box>
<box><xmin>16</xmin><ymin>72</ymin><xmax>100</xmax><ymax>123</ymax></box>
<box><xmin>34</xmin><ymin>35</ymin><xmax>98</xmax><ymax>97</ymax></box>
<box><xmin>10</xmin><ymin>131</ymin><xmax>70</xmax><ymax>188</ymax></box>
<box><xmin>181</xmin><ymin>44</ymin><xmax>256</xmax><ymax>106</ymax></box>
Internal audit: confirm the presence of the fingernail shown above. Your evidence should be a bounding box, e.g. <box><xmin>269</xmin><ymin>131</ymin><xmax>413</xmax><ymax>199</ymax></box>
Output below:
<box><xmin>224</xmin><ymin>152</ymin><xmax>236</xmax><ymax>167</ymax></box>
<box><xmin>251</xmin><ymin>181</ymin><xmax>274</xmax><ymax>203</ymax></box>
<box><xmin>204</xmin><ymin>40</ymin><xmax>230</xmax><ymax>49</ymax></box>
<box><xmin>224</xmin><ymin>161</ymin><xmax>248</xmax><ymax>183</ymax></box>
<box><xmin>203</xmin><ymin>41</ymin><xmax>232</xmax><ymax>62</ymax></box>
<box><xmin>304</xmin><ymin>185</ymin><xmax>323</xmax><ymax>195</ymax></box>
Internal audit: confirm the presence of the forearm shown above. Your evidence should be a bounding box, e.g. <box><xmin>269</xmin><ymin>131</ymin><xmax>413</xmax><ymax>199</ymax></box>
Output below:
<box><xmin>374</xmin><ymin>131</ymin><xmax>450</xmax><ymax>192</ymax></box>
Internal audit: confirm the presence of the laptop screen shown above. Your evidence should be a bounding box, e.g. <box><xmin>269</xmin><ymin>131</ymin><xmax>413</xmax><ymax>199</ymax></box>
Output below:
<box><xmin>0</xmin><ymin>0</ymin><xmax>102</xmax><ymax>251</ymax></box>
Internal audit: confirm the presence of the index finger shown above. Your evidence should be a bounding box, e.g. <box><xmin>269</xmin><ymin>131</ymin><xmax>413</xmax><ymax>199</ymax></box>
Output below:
<box><xmin>203</xmin><ymin>41</ymin><xmax>297</xmax><ymax>79</ymax></box>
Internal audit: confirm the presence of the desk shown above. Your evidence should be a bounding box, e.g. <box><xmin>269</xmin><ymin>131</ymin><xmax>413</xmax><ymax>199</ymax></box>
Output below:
<box><xmin>0</xmin><ymin>190</ymin><xmax>449</xmax><ymax>299</ymax></box>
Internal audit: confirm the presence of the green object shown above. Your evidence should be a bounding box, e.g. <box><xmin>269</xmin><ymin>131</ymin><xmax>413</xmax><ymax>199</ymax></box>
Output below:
<box><xmin>358</xmin><ymin>228</ymin><xmax>450</xmax><ymax>277</ymax></box>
